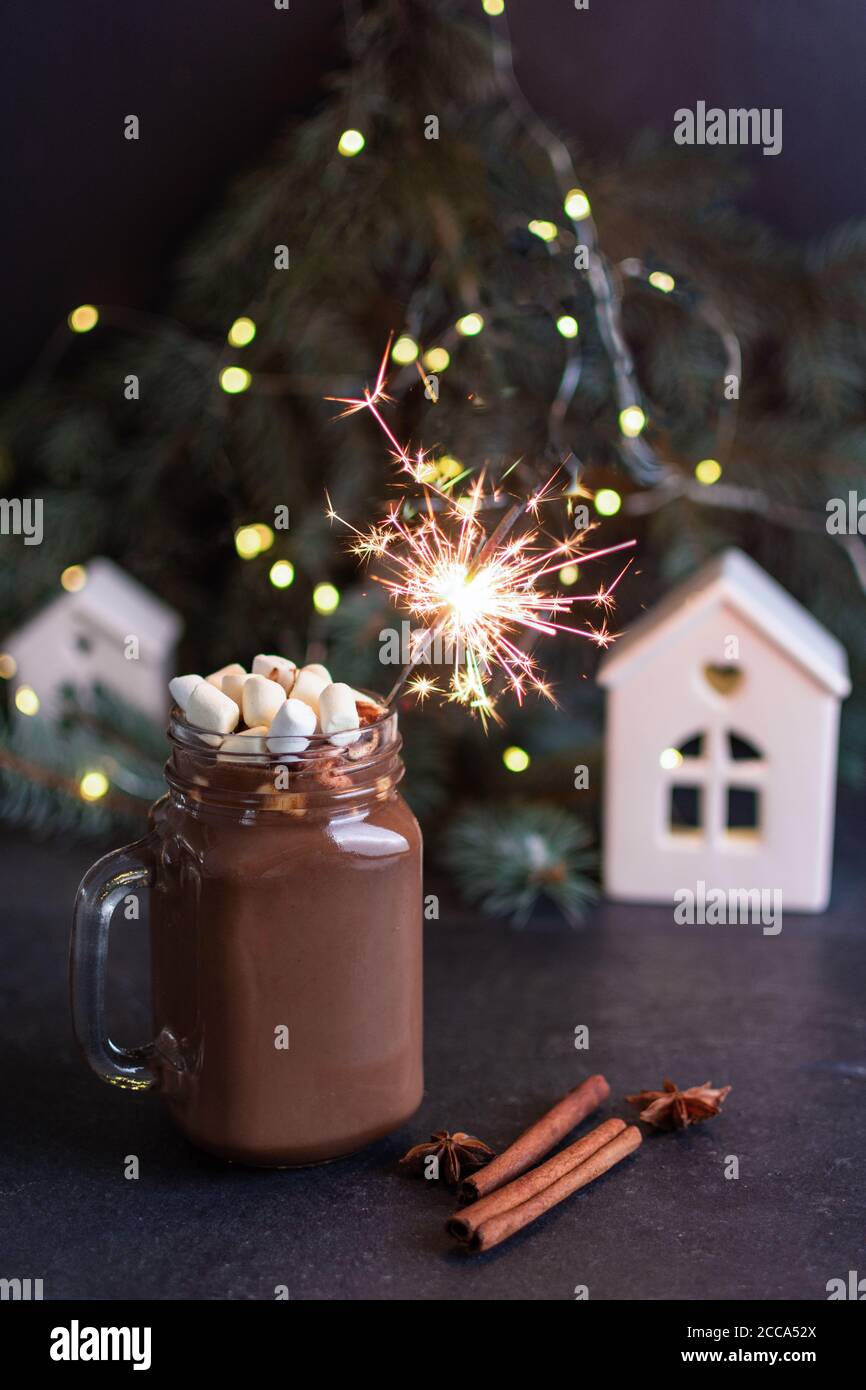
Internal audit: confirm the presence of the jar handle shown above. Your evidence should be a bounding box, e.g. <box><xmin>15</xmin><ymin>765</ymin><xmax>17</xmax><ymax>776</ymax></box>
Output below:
<box><xmin>70</xmin><ymin>834</ymin><xmax>158</xmax><ymax>1091</ymax></box>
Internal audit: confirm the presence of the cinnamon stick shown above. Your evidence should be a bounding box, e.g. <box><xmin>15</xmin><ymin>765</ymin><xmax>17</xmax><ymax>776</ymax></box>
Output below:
<box><xmin>453</xmin><ymin>1125</ymin><xmax>642</xmax><ymax>1253</ymax></box>
<box><xmin>447</xmin><ymin>1117</ymin><xmax>625</xmax><ymax>1243</ymax></box>
<box><xmin>459</xmin><ymin>1073</ymin><xmax>610</xmax><ymax>1205</ymax></box>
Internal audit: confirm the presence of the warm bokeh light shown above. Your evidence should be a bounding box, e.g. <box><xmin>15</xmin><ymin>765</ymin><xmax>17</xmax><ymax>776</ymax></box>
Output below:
<box><xmin>528</xmin><ymin>219</ymin><xmax>558</xmax><ymax>242</ymax></box>
<box><xmin>79</xmin><ymin>770</ymin><xmax>110</xmax><ymax>802</ymax></box>
<box><xmin>0</xmin><ymin>653</ymin><xmax>18</xmax><ymax>680</ymax></box>
<box><xmin>422</xmin><ymin>347</ymin><xmax>450</xmax><ymax>372</ymax></box>
<box><xmin>618</xmin><ymin>405</ymin><xmax>647</xmax><ymax>438</ymax></box>
<box><xmin>234</xmin><ymin>525</ymin><xmax>262</xmax><ymax>559</ymax></box>
<box><xmin>14</xmin><ymin>686</ymin><xmax>40</xmax><ymax>716</ymax></box>
<box><xmin>482</xmin><ymin>0</ymin><xmax>505</xmax><ymax>15</ymax></box>
<box><xmin>338</xmin><ymin>128</ymin><xmax>365</xmax><ymax>157</ymax></box>
<box><xmin>227</xmin><ymin>316</ymin><xmax>256</xmax><ymax>347</ymax></box>
<box><xmin>558</xmin><ymin>563</ymin><xmax>579</xmax><ymax>586</ymax></box>
<box><xmin>649</xmin><ymin>270</ymin><xmax>676</xmax><ymax>294</ymax></box>
<box><xmin>253</xmin><ymin>523</ymin><xmax>275</xmax><ymax>552</ymax></box>
<box><xmin>503</xmin><ymin>745</ymin><xmax>530</xmax><ymax>773</ymax></box>
<box><xmin>660</xmin><ymin>747</ymin><xmax>684</xmax><ymax>770</ymax></box>
<box><xmin>313</xmin><ymin>582</ymin><xmax>341</xmax><ymax>614</ymax></box>
<box><xmin>391</xmin><ymin>335</ymin><xmax>419</xmax><ymax>365</ymax></box>
<box><xmin>556</xmin><ymin>314</ymin><xmax>579</xmax><ymax>339</ymax></box>
<box><xmin>563</xmin><ymin>188</ymin><xmax>591</xmax><ymax>221</ymax></box>
<box><xmin>269</xmin><ymin>559</ymin><xmax>295</xmax><ymax>589</ymax></box>
<box><xmin>219</xmin><ymin>366</ymin><xmax>252</xmax><ymax>394</ymax></box>
<box><xmin>455</xmin><ymin>312</ymin><xmax>484</xmax><ymax>337</ymax></box>
<box><xmin>60</xmin><ymin>564</ymin><xmax>87</xmax><ymax>592</ymax></box>
<box><xmin>436</xmin><ymin>455</ymin><xmax>464</xmax><ymax>479</ymax></box>
<box><xmin>594</xmin><ymin>488</ymin><xmax>622</xmax><ymax>517</ymax></box>
<box><xmin>68</xmin><ymin>304</ymin><xmax>99</xmax><ymax>333</ymax></box>
<box><xmin>695</xmin><ymin>458</ymin><xmax>722</xmax><ymax>485</ymax></box>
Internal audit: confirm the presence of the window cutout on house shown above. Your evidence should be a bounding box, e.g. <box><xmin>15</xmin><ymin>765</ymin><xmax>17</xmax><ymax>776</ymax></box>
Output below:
<box><xmin>728</xmin><ymin>731</ymin><xmax>762</xmax><ymax>761</ymax></box>
<box><xmin>660</xmin><ymin>732</ymin><xmax>705</xmax><ymax>769</ymax></box>
<box><xmin>727</xmin><ymin>786</ymin><xmax>760</xmax><ymax>834</ymax></box>
<box><xmin>678</xmin><ymin>733</ymin><xmax>704</xmax><ymax>759</ymax></box>
<box><xmin>669</xmin><ymin>784</ymin><xmax>702</xmax><ymax>833</ymax></box>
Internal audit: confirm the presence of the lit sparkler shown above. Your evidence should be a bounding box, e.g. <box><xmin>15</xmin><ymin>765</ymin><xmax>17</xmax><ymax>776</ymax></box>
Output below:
<box><xmin>326</xmin><ymin>345</ymin><xmax>634</xmax><ymax>721</ymax></box>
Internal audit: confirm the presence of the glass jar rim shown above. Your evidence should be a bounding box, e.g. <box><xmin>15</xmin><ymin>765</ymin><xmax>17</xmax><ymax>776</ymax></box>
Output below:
<box><xmin>163</xmin><ymin>690</ymin><xmax>403</xmax><ymax>814</ymax></box>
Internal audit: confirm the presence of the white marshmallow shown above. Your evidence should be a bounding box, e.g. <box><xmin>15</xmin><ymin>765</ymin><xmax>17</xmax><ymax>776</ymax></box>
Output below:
<box><xmin>222</xmin><ymin>671</ymin><xmax>247</xmax><ymax>706</ymax></box>
<box><xmin>242</xmin><ymin>674</ymin><xmax>286</xmax><ymax>728</ymax></box>
<box><xmin>291</xmin><ymin>666</ymin><xmax>330</xmax><ymax>713</ymax></box>
<box><xmin>206</xmin><ymin>662</ymin><xmax>246</xmax><ymax>688</ymax></box>
<box><xmin>252</xmin><ymin>654</ymin><xmax>297</xmax><ymax>693</ymax></box>
<box><xmin>319</xmin><ymin>681</ymin><xmax>362</xmax><ymax>746</ymax></box>
<box><xmin>222</xmin><ymin>725</ymin><xmax>269</xmax><ymax>755</ymax></box>
<box><xmin>169</xmin><ymin>674</ymin><xmax>203</xmax><ymax>711</ymax></box>
<box><xmin>303</xmin><ymin>663</ymin><xmax>332</xmax><ymax>683</ymax></box>
<box><xmin>186</xmin><ymin>681</ymin><xmax>240</xmax><ymax>735</ymax></box>
<box><xmin>266</xmin><ymin>697</ymin><xmax>317</xmax><ymax>755</ymax></box>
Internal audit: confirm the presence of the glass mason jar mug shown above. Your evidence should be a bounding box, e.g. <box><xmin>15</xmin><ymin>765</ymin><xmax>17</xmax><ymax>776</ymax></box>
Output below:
<box><xmin>70</xmin><ymin>704</ymin><xmax>424</xmax><ymax>1166</ymax></box>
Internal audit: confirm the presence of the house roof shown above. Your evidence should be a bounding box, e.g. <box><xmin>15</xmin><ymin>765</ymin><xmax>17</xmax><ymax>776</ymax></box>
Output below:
<box><xmin>5</xmin><ymin>556</ymin><xmax>182</xmax><ymax>651</ymax></box>
<box><xmin>598</xmin><ymin>547</ymin><xmax>851</xmax><ymax>699</ymax></box>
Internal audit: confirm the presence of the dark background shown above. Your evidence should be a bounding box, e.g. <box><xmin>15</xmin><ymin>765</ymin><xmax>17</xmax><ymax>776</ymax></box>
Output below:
<box><xmin>3</xmin><ymin>0</ymin><xmax>865</xmax><ymax>384</ymax></box>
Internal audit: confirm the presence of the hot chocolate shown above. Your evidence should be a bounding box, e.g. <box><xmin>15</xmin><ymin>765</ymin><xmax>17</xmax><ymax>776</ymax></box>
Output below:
<box><xmin>71</xmin><ymin>704</ymin><xmax>424</xmax><ymax>1166</ymax></box>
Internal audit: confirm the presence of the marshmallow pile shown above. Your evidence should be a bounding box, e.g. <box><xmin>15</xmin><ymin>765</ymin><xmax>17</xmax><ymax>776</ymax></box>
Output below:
<box><xmin>169</xmin><ymin>656</ymin><xmax>382</xmax><ymax>756</ymax></box>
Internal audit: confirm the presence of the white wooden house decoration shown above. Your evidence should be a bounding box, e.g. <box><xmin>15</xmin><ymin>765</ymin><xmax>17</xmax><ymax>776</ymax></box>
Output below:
<box><xmin>4</xmin><ymin>556</ymin><xmax>182</xmax><ymax>724</ymax></box>
<box><xmin>598</xmin><ymin>548</ymin><xmax>850</xmax><ymax>913</ymax></box>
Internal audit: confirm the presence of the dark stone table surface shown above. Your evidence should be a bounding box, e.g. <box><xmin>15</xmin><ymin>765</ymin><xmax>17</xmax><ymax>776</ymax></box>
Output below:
<box><xmin>2</xmin><ymin>799</ymin><xmax>865</xmax><ymax>1302</ymax></box>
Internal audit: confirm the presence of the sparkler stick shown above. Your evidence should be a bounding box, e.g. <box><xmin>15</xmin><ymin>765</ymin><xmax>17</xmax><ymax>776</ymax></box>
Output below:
<box><xmin>326</xmin><ymin>347</ymin><xmax>635</xmax><ymax>721</ymax></box>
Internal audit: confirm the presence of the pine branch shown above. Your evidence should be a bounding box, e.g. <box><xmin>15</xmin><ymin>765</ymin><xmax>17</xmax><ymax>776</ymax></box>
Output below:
<box><xmin>443</xmin><ymin>802</ymin><xmax>598</xmax><ymax>926</ymax></box>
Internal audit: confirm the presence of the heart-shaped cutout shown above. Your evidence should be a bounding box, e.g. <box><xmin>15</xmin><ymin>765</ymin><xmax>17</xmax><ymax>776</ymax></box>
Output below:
<box><xmin>704</xmin><ymin>663</ymin><xmax>743</xmax><ymax>697</ymax></box>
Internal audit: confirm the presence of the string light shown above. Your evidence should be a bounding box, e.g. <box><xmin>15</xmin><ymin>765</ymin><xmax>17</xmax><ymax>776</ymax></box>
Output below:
<box><xmin>253</xmin><ymin>523</ymin><xmax>275</xmax><ymax>552</ymax></box>
<box><xmin>436</xmin><ymin>455</ymin><xmax>464</xmax><ymax>480</ymax></box>
<box><xmin>594</xmin><ymin>488</ymin><xmax>622</xmax><ymax>517</ymax></box>
<box><xmin>659</xmin><ymin>747</ymin><xmax>684</xmax><ymax>770</ymax></box>
<box><xmin>14</xmin><ymin>686</ymin><xmax>40</xmax><ymax>716</ymax></box>
<box><xmin>60</xmin><ymin>564</ymin><xmax>87</xmax><ymax>592</ymax></box>
<box><xmin>455</xmin><ymin>312</ymin><xmax>484</xmax><ymax>337</ymax></box>
<box><xmin>79</xmin><ymin>770</ymin><xmax>110</xmax><ymax>802</ymax></box>
<box><xmin>503</xmin><ymin>745</ymin><xmax>530</xmax><ymax>772</ymax></box>
<box><xmin>648</xmin><ymin>270</ymin><xmax>676</xmax><ymax>294</ymax></box>
<box><xmin>269</xmin><ymin>559</ymin><xmax>295</xmax><ymax>589</ymax></box>
<box><xmin>563</xmin><ymin>188</ymin><xmax>591</xmax><ymax>221</ymax></box>
<box><xmin>220</xmin><ymin>366</ymin><xmax>252</xmax><ymax>394</ymax></box>
<box><xmin>313</xmin><ymin>582</ymin><xmax>340</xmax><ymax>614</ymax></box>
<box><xmin>338</xmin><ymin>129</ymin><xmax>365</xmax><ymax>157</ymax></box>
<box><xmin>618</xmin><ymin>405</ymin><xmax>647</xmax><ymax>438</ymax></box>
<box><xmin>391</xmin><ymin>335</ymin><xmax>419</xmax><ymax>365</ymax></box>
<box><xmin>235</xmin><ymin>525</ymin><xmax>263</xmax><ymax>559</ymax></box>
<box><xmin>68</xmin><ymin>305</ymin><xmax>99</xmax><ymax>333</ymax></box>
<box><xmin>528</xmin><ymin>219</ymin><xmax>558</xmax><ymax>242</ymax></box>
<box><xmin>559</xmin><ymin>563</ymin><xmax>579</xmax><ymax>585</ymax></box>
<box><xmin>482</xmin><ymin>0</ymin><xmax>505</xmax><ymax>16</ymax></box>
<box><xmin>695</xmin><ymin>458</ymin><xmax>722</xmax><ymax>485</ymax></box>
<box><xmin>0</xmin><ymin>654</ymin><xmax>18</xmax><ymax>679</ymax></box>
<box><xmin>556</xmin><ymin>314</ymin><xmax>579</xmax><ymax>339</ymax></box>
<box><xmin>422</xmin><ymin>347</ymin><xmax>450</xmax><ymax>372</ymax></box>
<box><xmin>227</xmin><ymin>316</ymin><xmax>256</xmax><ymax>347</ymax></box>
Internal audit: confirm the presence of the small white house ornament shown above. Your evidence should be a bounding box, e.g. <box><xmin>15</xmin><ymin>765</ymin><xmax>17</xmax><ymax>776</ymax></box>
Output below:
<box><xmin>4</xmin><ymin>556</ymin><xmax>182</xmax><ymax>723</ymax></box>
<box><xmin>598</xmin><ymin>548</ymin><xmax>850</xmax><ymax>913</ymax></box>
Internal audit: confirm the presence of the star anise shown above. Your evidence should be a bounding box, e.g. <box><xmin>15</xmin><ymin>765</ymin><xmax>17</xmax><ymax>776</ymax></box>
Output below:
<box><xmin>625</xmin><ymin>1078</ymin><xmax>731</xmax><ymax>1130</ymax></box>
<box><xmin>399</xmin><ymin>1130</ymin><xmax>496</xmax><ymax>1186</ymax></box>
